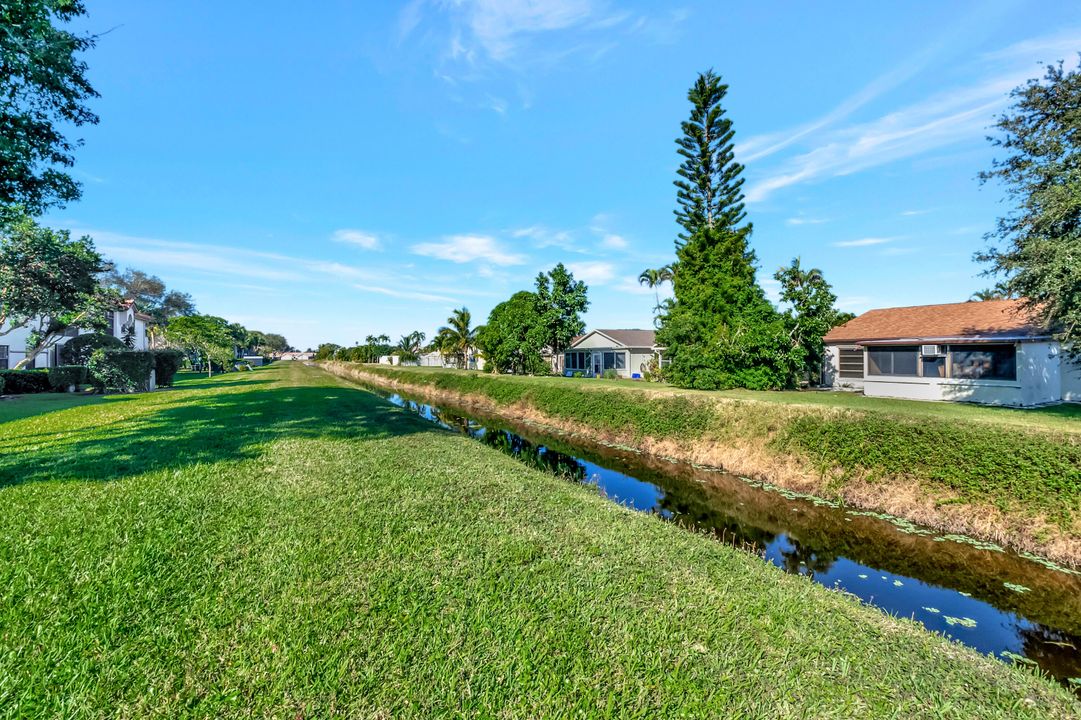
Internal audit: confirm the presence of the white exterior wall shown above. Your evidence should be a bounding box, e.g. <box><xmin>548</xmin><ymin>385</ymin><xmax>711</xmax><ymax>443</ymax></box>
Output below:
<box><xmin>0</xmin><ymin>323</ymin><xmax>51</xmax><ymax>368</ymax></box>
<box><xmin>823</xmin><ymin>344</ymin><xmax>867</xmax><ymax>392</ymax></box>
<box><xmin>856</xmin><ymin>341</ymin><xmax>1061</xmax><ymax>407</ymax></box>
<box><xmin>1062</xmin><ymin>352</ymin><xmax>1081</xmax><ymax>403</ymax></box>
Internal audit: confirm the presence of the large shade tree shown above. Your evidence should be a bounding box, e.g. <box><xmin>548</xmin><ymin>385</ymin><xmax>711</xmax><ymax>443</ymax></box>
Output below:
<box><xmin>477</xmin><ymin>292</ymin><xmax>547</xmax><ymax>375</ymax></box>
<box><xmin>976</xmin><ymin>60</ymin><xmax>1081</xmax><ymax>356</ymax></box>
<box><xmin>164</xmin><ymin>315</ymin><xmax>235</xmax><ymax>377</ymax></box>
<box><xmin>656</xmin><ymin>71</ymin><xmax>799</xmax><ymax>390</ymax></box>
<box><xmin>104</xmin><ymin>267</ymin><xmax>196</xmax><ymax>346</ymax></box>
<box><xmin>1</xmin><ymin>0</ymin><xmax>100</xmax><ymax>212</ymax></box>
<box><xmin>534</xmin><ymin>263</ymin><xmax>588</xmax><ymax>373</ymax></box>
<box><xmin>0</xmin><ymin>209</ymin><xmax>117</xmax><ymax>367</ymax></box>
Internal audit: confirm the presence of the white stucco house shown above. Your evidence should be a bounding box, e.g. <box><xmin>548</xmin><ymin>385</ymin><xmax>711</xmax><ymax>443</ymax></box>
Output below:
<box><xmin>823</xmin><ymin>299</ymin><xmax>1080</xmax><ymax>407</ymax></box>
<box><xmin>0</xmin><ymin>300</ymin><xmax>151</xmax><ymax>369</ymax></box>
<box><xmin>563</xmin><ymin>329</ymin><xmax>662</xmax><ymax>379</ymax></box>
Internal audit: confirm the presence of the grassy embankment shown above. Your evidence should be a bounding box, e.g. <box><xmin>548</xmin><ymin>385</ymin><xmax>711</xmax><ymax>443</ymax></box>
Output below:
<box><xmin>0</xmin><ymin>362</ymin><xmax>1077</xmax><ymax>717</ymax></box>
<box><xmin>324</xmin><ymin>362</ymin><xmax>1081</xmax><ymax>569</ymax></box>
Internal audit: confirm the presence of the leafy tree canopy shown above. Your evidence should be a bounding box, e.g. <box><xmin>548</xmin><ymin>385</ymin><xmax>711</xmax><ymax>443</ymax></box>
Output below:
<box><xmin>534</xmin><ymin>263</ymin><xmax>588</xmax><ymax>372</ymax></box>
<box><xmin>164</xmin><ymin>314</ymin><xmax>234</xmax><ymax>377</ymax></box>
<box><xmin>477</xmin><ymin>291</ymin><xmax>547</xmax><ymax>375</ymax></box>
<box><xmin>976</xmin><ymin>60</ymin><xmax>1081</xmax><ymax>355</ymax></box>
<box><xmin>1</xmin><ymin>0</ymin><xmax>100</xmax><ymax>212</ymax></box>
<box><xmin>0</xmin><ymin>208</ymin><xmax>119</xmax><ymax>366</ymax></box>
<box><xmin>774</xmin><ymin>258</ymin><xmax>840</xmax><ymax>384</ymax></box>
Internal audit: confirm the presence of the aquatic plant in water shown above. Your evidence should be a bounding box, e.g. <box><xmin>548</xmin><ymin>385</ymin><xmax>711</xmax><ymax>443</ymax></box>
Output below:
<box><xmin>944</xmin><ymin>616</ymin><xmax>978</xmax><ymax>628</ymax></box>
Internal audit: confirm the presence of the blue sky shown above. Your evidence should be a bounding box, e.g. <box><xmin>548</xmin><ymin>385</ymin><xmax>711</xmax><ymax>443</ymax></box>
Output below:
<box><xmin>48</xmin><ymin>1</ymin><xmax>1081</xmax><ymax>350</ymax></box>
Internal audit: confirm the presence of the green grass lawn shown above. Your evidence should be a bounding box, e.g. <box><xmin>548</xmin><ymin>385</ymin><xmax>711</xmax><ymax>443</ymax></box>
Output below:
<box><xmin>0</xmin><ymin>363</ymin><xmax>1076</xmax><ymax>718</ymax></box>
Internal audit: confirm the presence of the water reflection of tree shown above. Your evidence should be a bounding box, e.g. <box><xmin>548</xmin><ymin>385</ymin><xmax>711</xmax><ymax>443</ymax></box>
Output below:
<box><xmin>477</xmin><ymin>427</ymin><xmax>587</xmax><ymax>482</ymax></box>
<box><xmin>778</xmin><ymin>538</ymin><xmax>838</xmax><ymax>579</ymax></box>
<box><xmin>654</xmin><ymin>485</ymin><xmax>778</xmax><ymax>551</ymax></box>
<box><xmin>1017</xmin><ymin>625</ymin><xmax>1081</xmax><ymax>682</ymax></box>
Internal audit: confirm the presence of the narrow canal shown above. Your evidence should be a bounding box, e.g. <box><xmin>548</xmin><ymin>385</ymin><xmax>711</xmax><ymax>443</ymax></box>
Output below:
<box><xmin>366</xmin><ymin>382</ymin><xmax>1081</xmax><ymax>690</ymax></box>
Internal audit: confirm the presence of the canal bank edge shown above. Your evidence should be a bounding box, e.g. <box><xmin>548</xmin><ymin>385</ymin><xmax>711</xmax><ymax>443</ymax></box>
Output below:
<box><xmin>320</xmin><ymin>361</ymin><xmax>1081</xmax><ymax>571</ymax></box>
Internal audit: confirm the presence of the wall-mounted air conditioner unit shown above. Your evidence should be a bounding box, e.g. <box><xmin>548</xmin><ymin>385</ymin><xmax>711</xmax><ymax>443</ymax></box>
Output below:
<box><xmin>921</xmin><ymin>344</ymin><xmax>943</xmax><ymax>356</ymax></box>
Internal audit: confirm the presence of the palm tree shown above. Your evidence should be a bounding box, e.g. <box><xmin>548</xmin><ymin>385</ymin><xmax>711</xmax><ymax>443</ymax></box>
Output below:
<box><xmin>638</xmin><ymin>265</ymin><xmax>675</xmax><ymax>316</ymax></box>
<box><xmin>436</xmin><ymin>307</ymin><xmax>478</xmax><ymax>369</ymax></box>
<box><xmin>396</xmin><ymin>330</ymin><xmax>426</xmax><ymax>363</ymax></box>
<box><xmin>970</xmin><ymin>285</ymin><xmax>1011</xmax><ymax>302</ymax></box>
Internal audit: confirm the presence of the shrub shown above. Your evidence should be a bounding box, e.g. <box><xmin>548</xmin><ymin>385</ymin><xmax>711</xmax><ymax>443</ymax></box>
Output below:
<box><xmin>0</xmin><ymin>369</ymin><xmax>53</xmax><ymax>394</ymax></box>
<box><xmin>571</xmin><ymin>371</ymin><xmax>583</xmax><ymax>378</ymax></box>
<box><xmin>48</xmin><ymin>365</ymin><xmax>88</xmax><ymax>390</ymax></box>
<box><xmin>88</xmin><ymin>349</ymin><xmax>154</xmax><ymax>393</ymax></box>
<box><xmin>152</xmin><ymin>349</ymin><xmax>185</xmax><ymax>387</ymax></box>
<box><xmin>602</xmin><ymin>369</ymin><xmax>619</xmax><ymax>380</ymax></box>
<box><xmin>0</xmin><ymin>375</ymin><xmax>4</xmax><ymax>395</ymax></box>
<box><xmin>59</xmin><ymin>333</ymin><xmax>125</xmax><ymax>365</ymax></box>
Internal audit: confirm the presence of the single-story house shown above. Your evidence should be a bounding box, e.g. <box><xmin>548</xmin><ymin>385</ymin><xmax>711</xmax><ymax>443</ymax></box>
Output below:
<box><xmin>280</xmin><ymin>351</ymin><xmax>316</xmax><ymax>361</ymax></box>
<box><xmin>823</xmin><ymin>299</ymin><xmax>1080</xmax><ymax>406</ymax></box>
<box><xmin>563</xmin><ymin>329</ymin><xmax>662</xmax><ymax>379</ymax></box>
<box><xmin>0</xmin><ymin>299</ymin><xmax>151</xmax><ymax>369</ymax></box>
<box><xmin>417</xmin><ymin>350</ymin><xmax>485</xmax><ymax>371</ymax></box>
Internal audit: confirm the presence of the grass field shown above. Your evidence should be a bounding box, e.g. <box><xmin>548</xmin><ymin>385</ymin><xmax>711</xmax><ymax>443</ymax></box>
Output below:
<box><xmin>330</xmin><ymin>363</ymin><xmax>1081</xmax><ymax>568</ymax></box>
<box><xmin>0</xmin><ymin>362</ymin><xmax>1077</xmax><ymax>717</ymax></box>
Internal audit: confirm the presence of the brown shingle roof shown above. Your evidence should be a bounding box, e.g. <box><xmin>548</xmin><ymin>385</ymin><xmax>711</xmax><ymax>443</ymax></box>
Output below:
<box><xmin>824</xmin><ymin>299</ymin><xmax>1047</xmax><ymax>344</ymax></box>
<box><xmin>572</xmin><ymin>329</ymin><xmax>657</xmax><ymax>348</ymax></box>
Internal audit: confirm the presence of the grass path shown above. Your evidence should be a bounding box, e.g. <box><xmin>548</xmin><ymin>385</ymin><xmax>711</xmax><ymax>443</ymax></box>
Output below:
<box><xmin>0</xmin><ymin>363</ymin><xmax>1077</xmax><ymax>718</ymax></box>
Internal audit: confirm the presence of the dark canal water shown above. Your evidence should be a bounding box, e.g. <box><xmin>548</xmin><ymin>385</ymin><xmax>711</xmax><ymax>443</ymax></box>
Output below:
<box><xmin>369</xmin><ymin>384</ymin><xmax>1081</xmax><ymax>690</ymax></box>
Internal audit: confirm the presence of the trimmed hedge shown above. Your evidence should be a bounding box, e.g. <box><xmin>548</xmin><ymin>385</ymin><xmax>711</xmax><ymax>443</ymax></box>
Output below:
<box><xmin>88</xmin><ymin>349</ymin><xmax>154</xmax><ymax>393</ymax></box>
<box><xmin>0</xmin><ymin>375</ymin><xmax>4</xmax><ymax>395</ymax></box>
<box><xmin>0</xmin><ymin>369</ymin><xmax>53</xmax><ymax>394</ymax></box>
<box><xmin>59</xmin><ymin>333</ymin><xmax>125</xmax><ymax>366</ymax></box>
<box><xmin>152</xmin><ymin>349</ymin><xmax>185</xmax><ymax>387</ymax></box>
<box><xmin>48</xmin><ymin>365</ymin><xmax>88</xmax><ymax>390</ymax></box>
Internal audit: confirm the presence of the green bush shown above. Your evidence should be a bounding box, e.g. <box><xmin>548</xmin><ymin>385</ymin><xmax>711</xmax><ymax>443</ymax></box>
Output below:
<box><xmin>602</xmin><ymin>369</ymin><xmax>619</xmax><ymax>380</ymax></box>
<box><xmin>88</xmin><ymin>349</ymin><xmax>154</xmax><ymax>393</ymax></box>
<box><xmin>59</xmin><ymin>333</ymin><xmax>125</xmax><ymax>365</ymax></box>
<box><xmin>48</xmin><ymin>365</ymin><xmax>88</xmax><ymax>390</ymax></box>
<box><xmin>0</xmin><ymin>369</ymin><xmax>53</xmax><ymax>394</ymax></box>
<box><xmin>152</xmin><ymin>349</ymin><xmax>185</xmax><ymax>387</ymax></box>
<box><xmin>0</xmin><ymin>374</ymin><xmax>4</xmax><ymax>394</ymax></box>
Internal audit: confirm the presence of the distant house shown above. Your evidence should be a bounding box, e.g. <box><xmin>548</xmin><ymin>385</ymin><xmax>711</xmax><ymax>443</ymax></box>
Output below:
<box><xmin>823</xmin><ymin>299</ymin><xmax>1080</xmax><ymax>406</ymax></box>
<box><xmin>417</xmin><ymin>350</ymin><xmax>485</xmax><ymax>371</ymax></box>
<box><xmin>563</xmin><ymin>329</ymin><xmax>662</xmax><ymax>379</ymax></box>
<box><xmin>0</xmin><ymin>299</ymin><xmax>150</xmax><ymax>369</ymax></box>
<box><xmin>280</xmin><ymin>351</ymin><xmax>316</xmax><ymax>361</ymax></box>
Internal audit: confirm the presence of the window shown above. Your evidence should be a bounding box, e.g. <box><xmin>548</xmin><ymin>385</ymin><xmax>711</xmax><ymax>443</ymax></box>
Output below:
<box><xmin>867</xmin><ymin>346</ymin><xmax>919</xmax><ymax>377</ymax></box>
<box><xmin>602</xmin><ymin>351</ymin><xmax>625</xmax><ymax>370</ymax></box>
<box><xmin>838</xmin><ymin>348</ymin><xmax>864</xmax><ymax>379</ymax></box>
<box><xmin>950</xmin><ymin>344</ymin><xmax>1016</xmax><ymax>381</ymax></box>
<box><xmin>922</xmin><ymin>356</ymin><xmax>946</xmax><ymax>378</ymax></box>
<box><xmin>0</xmin><ymin>345</ymin><xmax>7</xmax><ymax>370</ymax></box>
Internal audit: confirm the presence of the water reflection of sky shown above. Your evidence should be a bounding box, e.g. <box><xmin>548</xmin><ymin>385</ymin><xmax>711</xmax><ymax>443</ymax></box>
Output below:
<box><xmin>381</xmin><ymin>391</ymin><xmax>1078</xmax><ymax>686</ymax></box>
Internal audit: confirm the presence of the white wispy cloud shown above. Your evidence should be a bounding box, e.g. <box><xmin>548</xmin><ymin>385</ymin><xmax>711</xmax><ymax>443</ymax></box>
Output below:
<box><xmin>900</xmin><ymin>209</ymin><xmax>931</xmax><ymax>216</ymax></box>
<box><xmin>786</xmin><ymin>216</ymin><xmax>828</xmax><ymax>226</ymax></box>
<box><xmin>833</xmin><ymin>237</ymin><xmax>896</xmax><ymax>248</ymax></box>
<box><xmin>600</xmin><ymin>233</ymin><xmax>628</xmax><ymax>249</ymax></box>
<box><xmin>742</xmin><ymin>27</ymin><xmax>1081</xmax><ymax>203</ymax></box>
<box><xmin>566</xmin><ymin>260</ymin><xmax>615</xmax><ymax>284</ymax></box>
<box><xmin>512</xmin><ymin>225</ymin><xmax>576</xmax><ymax>250</ymax></box>
<box><xmin>332</xmin><ymin>229</ymin><xmax>381</xmax><ymax>250</ymax></box>
<box><xmin>411</xmin><ymin>234</ymin><xmax>527</xmax><ymax>265</ymax></box>
<box><xmin>353</xmin><ymin>284</ymin><xmax>457</xmax><ymax>303</ymax></box>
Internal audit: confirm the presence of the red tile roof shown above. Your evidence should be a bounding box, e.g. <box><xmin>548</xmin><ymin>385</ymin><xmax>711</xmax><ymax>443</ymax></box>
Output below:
<box><xmin>824</xmin><ymin>299</ymin><xmax>1047</xmax><ymax>344</ymax></box>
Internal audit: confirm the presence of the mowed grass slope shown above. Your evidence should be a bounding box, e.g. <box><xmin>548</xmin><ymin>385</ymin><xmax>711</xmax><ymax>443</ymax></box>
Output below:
<box><xmin>0</xmin><ymin>363</ymin><xmax>1076</xmax><ymax>718</ymax></box>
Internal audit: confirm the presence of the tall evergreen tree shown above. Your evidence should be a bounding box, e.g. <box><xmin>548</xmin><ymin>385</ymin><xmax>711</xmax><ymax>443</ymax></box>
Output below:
<box><xmin>657</xmin><ymin>71</ymin><xmax>800</xmax><ymax>390</ymax></box>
